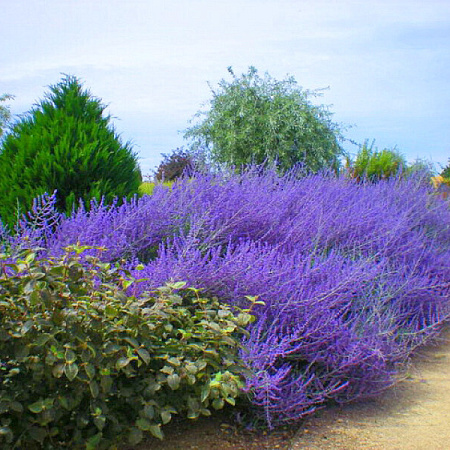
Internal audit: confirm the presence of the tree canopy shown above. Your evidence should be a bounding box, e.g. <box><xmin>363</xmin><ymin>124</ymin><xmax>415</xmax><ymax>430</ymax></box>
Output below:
<box><xmin>184</xmin><ymin>66</ymin><xmax>345</xmax><ymax>172</ymax></box>
<box><xmin>0</xmin><ymin>93</ymin><xmax>14</xmax><ymax>141</ymax></box>
<box><xmin>0</xmin><ymin>75</ymin><xmax>141</xmax><ymax>230</ymax></box>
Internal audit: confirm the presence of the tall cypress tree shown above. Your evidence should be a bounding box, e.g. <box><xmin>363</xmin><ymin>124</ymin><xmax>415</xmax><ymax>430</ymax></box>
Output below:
<box><xmin>0</xmin><ymin>75</ymin><xmax>141</xmax><ymax>230</ymax></box>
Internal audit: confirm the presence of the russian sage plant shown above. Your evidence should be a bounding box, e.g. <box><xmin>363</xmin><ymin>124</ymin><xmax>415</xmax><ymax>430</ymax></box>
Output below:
<box><xmin>9</xmin><ymin>167</ymin><xmax>450</xmax><ymax>428</ymax></box>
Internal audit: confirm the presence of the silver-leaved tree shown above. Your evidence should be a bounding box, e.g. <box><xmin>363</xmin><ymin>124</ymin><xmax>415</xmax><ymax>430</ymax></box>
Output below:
<box><xmin>184</xmin><ymin>66</ymin><xmax>345</xmax><ymax>173</ymax></box>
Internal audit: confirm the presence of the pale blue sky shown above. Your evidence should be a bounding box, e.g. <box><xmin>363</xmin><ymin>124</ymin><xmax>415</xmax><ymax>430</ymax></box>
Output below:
<box><xmin>1</xmin><ymin>0</ymin><xmax>449</xmax><ymax>175</ymax></box>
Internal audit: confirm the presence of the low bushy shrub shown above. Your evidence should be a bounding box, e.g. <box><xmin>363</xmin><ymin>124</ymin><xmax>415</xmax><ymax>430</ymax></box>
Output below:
<box><xmin>441</xmin><ymin>159</ymin><xmax>450</xmax><ymax>179</ymax></box>
<box><xmin>347</xmin><ymin>140</ymin><xmax>406</xmax><ymax>182</ymax></box>
<box><xmin>0</xmin><ymin>246</ymin><xmax>255</xmax><ymax>448</ymax></box>
<box><xmin>7</xmin><ymin>167</ymin><xmax>450</xmax><ymax>429</ymax></box>
<box><xmin>138</xmin><ymin>180</ymin><xmax>174</xmax><ymax>196</ymax></box>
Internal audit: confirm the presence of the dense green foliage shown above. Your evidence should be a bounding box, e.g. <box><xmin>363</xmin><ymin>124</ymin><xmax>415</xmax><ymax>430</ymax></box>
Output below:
<box><xmin>0</xmin><ymin>246</ymin><xmax>255</xmax><ymax>448</ymax></box>
<box><xmin>138</xmin><ymin>180</ymin><xmax>174</xmax><ymax>196</ymax></box>
<box><xmin>0</xmin><ymin>76</ymin><xmax>141</xmax><ymax>230</ymax></box>
<box><xmin>440</xmin><ymin>159</ymin><xmax>450</xmax><ymax>179</ymax></box>
<box><xmin>155</xmin><ymin>148</ymin><xmax>193</xmax><ymax>181</ymax></box>
<box><xmin>0</xmin><ymin>94</ymin><xmax>13</xmax><ymax>141</ymax></box>
<box><xmin>184</xmin><ymin>66</ymin><xmax>344</xmax><ymax>173</ymax></box>
<box><xmin>347</xmin><ymin>140</ymin><xmax>407</xmax><ymax>181</ymax></box>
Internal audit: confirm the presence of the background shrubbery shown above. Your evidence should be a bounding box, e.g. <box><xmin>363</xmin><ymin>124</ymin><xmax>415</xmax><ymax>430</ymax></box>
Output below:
<box><xmin>184</xmin><ymin>66</ymin><xmax>344</xmax><ymax>173</ymax></box>
<box><xmin>154</xmin><ymin>148</ymin><xmax>194</xmax><ymax>182</ymax></box>
<box><xmin>346</xmin><ymin>140</ymin><xmax>407</xmax><ymax>182</ymax></box>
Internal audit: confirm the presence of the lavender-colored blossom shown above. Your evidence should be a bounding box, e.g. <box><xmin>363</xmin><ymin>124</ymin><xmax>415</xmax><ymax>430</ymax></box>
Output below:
<box><xmin>8</xmin><ymin>168</ymin><xmax>450</xmax><ymax>427</ymax></box>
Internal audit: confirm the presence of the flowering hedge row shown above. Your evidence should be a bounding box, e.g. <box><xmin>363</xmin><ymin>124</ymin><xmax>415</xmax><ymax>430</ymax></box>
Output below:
<box><xmin>5</xmin><ymin>168</ymin><xmax>450</xmax><ymax>427</ymax></box>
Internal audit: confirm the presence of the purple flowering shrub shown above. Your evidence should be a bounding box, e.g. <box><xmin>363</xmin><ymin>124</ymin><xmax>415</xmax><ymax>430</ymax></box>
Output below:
<box><xmin>8</xmin><ymin>168</ymin><xmax>450</xmax><ymax>427</ymax></box>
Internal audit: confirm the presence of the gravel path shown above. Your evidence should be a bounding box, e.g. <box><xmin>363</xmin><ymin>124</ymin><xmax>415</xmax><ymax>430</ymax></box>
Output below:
<box><xmin>289</xmin><ymin>325</ymin><xmax>450</xmax><ymax>450</ymax></box>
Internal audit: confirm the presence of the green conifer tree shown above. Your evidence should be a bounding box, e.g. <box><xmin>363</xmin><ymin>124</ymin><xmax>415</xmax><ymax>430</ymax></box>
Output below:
<box><xmin>0</xmin><ymin>75</ymin><xmax>141</xmax><ymax>230</ymax></box>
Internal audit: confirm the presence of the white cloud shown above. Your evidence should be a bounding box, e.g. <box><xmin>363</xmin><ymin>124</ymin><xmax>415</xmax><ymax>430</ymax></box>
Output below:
<box><xmin>1</xmin><ymin>0</ymin><xmax>449</xmax><ymax>170</ymax></box>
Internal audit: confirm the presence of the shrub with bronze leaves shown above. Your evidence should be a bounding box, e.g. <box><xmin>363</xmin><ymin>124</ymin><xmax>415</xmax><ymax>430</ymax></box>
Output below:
<box><xmin>0</xmin><ymin>246</ymin><xmax>254</xmax><ymax>449</ymax></box>
<box><xmin>155</xmin><ymin>148</ymin><xmax>194</xmax><ymax>182</ymax></box>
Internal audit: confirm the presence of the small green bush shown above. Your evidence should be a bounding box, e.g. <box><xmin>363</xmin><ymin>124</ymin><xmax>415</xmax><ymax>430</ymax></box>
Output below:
<box><xmin>138</xmin><ymin>180</ymin><xmax>174</xmax><ymax>196</ymax></box>
<box><xmin>347</xmin><ymin>140</ymin><xmax>406</xmax><ymax>182</ymax></box>
<box><xmin>0</xmin><ymin>246</ymin><xmax>255</xmax><ymax>449</ymax></box>
<box><xmin>440</xmin><ymin>159</ymin><xmax>450</xmax><ymax>179</ymax></box>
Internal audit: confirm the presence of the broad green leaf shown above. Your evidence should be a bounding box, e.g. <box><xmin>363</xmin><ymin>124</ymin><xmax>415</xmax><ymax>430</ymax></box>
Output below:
<box><xmin>64</xmin><ymin>362</ymin><xmax>79</xmax><ymax>381</ymax></box>
<box><xmin>187</xmin><ymin>410</ymin><xmax>200</xmax><ymax>420</ymax></box>
<box><xmin>85</xmin><ymin>363</ymin><xmax>95</xmax><ymax>379</ymax></box>
<box><xmin>128</xmin><ymin>427</ymin><xmax>143</xmax><ymax>445</ymax></box>
<box><xmin>142</xmin><ymin>404</ymin><xmax>155</xmax><ymax>419</ymax></box>
<box><xmin>207</xmin><ymin>321</ymin><xmax>221</xmax><ymax>332</ymax></box>
<box><xmin>160</xmin><ymin>410</ymin><xmax>172</xmax><ymax>425</ymax></box>
<box><xmin>185</xmin><ymin>363</ymin><xmax>198</xmax><ymax>374</ymax></box>
<box><xmin>28</xmin><ymin>426</ymin><xmax>46</xmax><ymax>443</ymax></box>
<box><xmin>145</xmin><ymin>380</ymin><xmax>161</xmax><ymax>395</ymax></box>
<box><xmin>200</xmin><ymin>385</ymin><xmax>210</xmax><ymax>403</ymax></box>
<box><xmin>212</xmin><ymin>398</ymin><xmax>224</xmax><ymax>410</ymax></box>
<box><xmin>137</xmin><ymin>348</ymin><xmax>151</xmax><ymax>364</ymax></box>
<box><xmin>122</xmin><ymin>279</ymin><xmax>133</xmax><ymax>290</ymax></box>
<box><xmin>224</xmin><ymin>397</ymin><xmax>236</xmax><ymax>406</ymax></box>
<box><xmin>50</xmin><ymin>345</ymin><xmax>64</xmax><ymax>359</ymax></box>
<box><xmin>105</xmin><ymin>304</ymin><xmax>118</xmax><ymax>318</ymax></box>
<box><xmin>217</xmin><ymin>309</ymin><xmax>230</xmax><ymax>318</ymax></box>
<box><xmin>103</xmin><ymin>342</ymin><xmax>121</xmax><ymax>354</ymax></box>
<box><xmin>160</xmin><ymin>365</ymin><xmax>174</xmax><ymax>375</ymax></box>
<box><xmin>24</xmin><ymin>252</ymin><xmax>36</xmax><ymax>264</ymax></box>
<box><xmin>149</xmin><ymin>424</ymin><xmax>164</xmax><ymax>440</ymax></box>
<box><xmin>58</xmin><ymin>396</ymin><xmax>70</xmax><ymax>410</ymax></box>
<box><xmin>166</xmin><ymin>281</ymin><xmax>186</xmax><ymax>290</ymax></box>
<box><xmin>29</xmin><ymin>291</ymin><xmax>40</xmax><ymax>305</ymax></box>
<box><xmin>167</xmin><ymin>356</ymin><xmax>181</xmax><ymax>366</ymax></box>
<box><xmin>115</xmin><ymin>357</ymin><xmax>130</xmax><ymax>370</ymax></box>
<box><xmin>94</xmin><ymin>415</ymin><xmax>106</xmax><ymax>431</ymax></box>
<box><xmin>10</xmin><ymin>401</ymin><xmax>23</xmax><ymax>413</ymax></box>
<box><xmin>34</xmin><ymin>333</ymin><xmax>52</xmax><ymax>347</ymax></box>
<box><xmin>21</xmin><ymin>320</ymin><xmax>34</xmax><ymax>335</ymax></box>
<box><xmin>86</xmin><ymin>432</ymin><xmax>103</xmax><ymax>450</ymax></box>
<box><xmin>167</xmin><ymin>373</ymin><xmax>181</xmax><ymax>390</ymax></box>
<box><xmin>186</xmin><ymin>373</ymin><xmax>196</xmax><ymax>385</ymax></box>
<box><xmin>28</xmin><ymin>400</ymin><xmax>44</xmax><ymax>414</ymax></box>
<box><xmin>209</xmin><ymin>380</ymin><xmax>221</xmax><ymax>389</ymax></box>
<box><xmin>52</xmin><ymin>363</ymin><xmax>65</xmax><ymax>378</ymax></box>
<box><xmin>64</xmin><ymin>349</ymin><xmax>77</xmax><ymax>363</ymax></box>
<box><xmin>89</xmin><ymin>381</ymin><xmax>99</xmax><ymax>398</ymax></box>
<box><xmin>43</xmin><ymin>398</ymin><xmax>54</xmax><ymax>409</ymax></box>
<box><xmin>136</xmin><ymin>417</ymin><xmax>151</xmax><ymax>431</ymax></box>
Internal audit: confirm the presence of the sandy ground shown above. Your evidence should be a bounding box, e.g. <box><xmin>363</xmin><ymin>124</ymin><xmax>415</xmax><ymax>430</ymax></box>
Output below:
<box><xmin>290</xmin><ymin>326</ymin><xmax>450</xmax><ymax>450</ymax></box>
<box><xmin>132</xmin><ymin>325</ymin><xmax>450</xmax><ymax>450</ymax></box>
